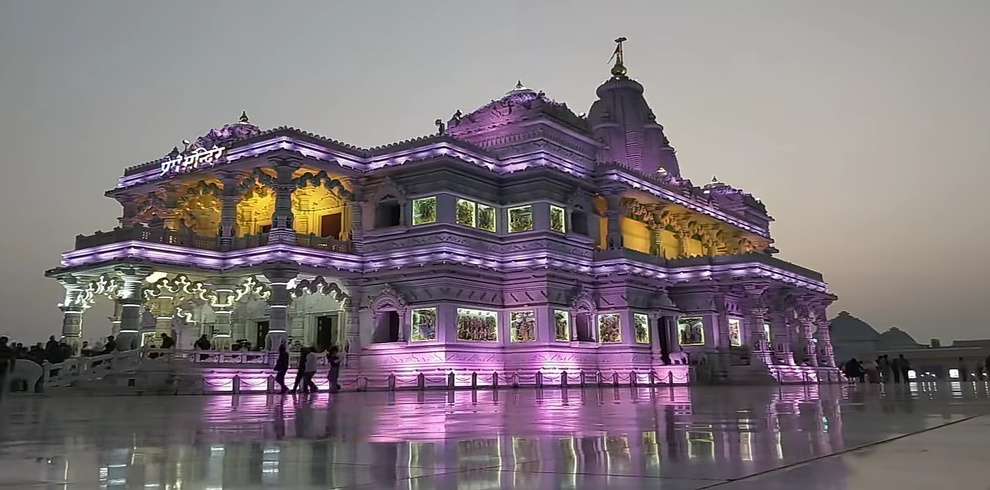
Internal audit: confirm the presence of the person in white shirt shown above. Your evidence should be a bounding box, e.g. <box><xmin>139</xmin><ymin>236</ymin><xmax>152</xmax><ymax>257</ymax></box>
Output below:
<box><xmin>302</xmin><ymin>347</ymin><xmax>320</xmax><ymax>393</ymax></box>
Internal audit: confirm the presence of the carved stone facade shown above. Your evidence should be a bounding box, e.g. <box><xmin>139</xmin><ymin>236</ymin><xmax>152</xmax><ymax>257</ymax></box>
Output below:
<box><xmin>46</xmin><ymin>58</ymin><xmax>837</xmax><ymax>384</ymax></box>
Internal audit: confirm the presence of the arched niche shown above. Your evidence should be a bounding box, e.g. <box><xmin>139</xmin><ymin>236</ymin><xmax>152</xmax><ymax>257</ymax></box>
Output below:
<box><xmin>368</xmin><ymin>285</ymin><xmax>407</xmax><ymax>343</ymax></box>
<box><xmin>570</xmin><ymin>289</ymin><xmax>597</xmax><ymax>342</ymax></box>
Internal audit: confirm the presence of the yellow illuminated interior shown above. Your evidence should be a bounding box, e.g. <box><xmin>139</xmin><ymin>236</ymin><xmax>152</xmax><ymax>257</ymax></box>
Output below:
<box><xmin>236</xmin><ymin>185</ymin><xmax>275</xmax><ymax>237</ymax></box>
<box><xmin>595</xmin><ymin>193</ymin><xmax>771</xmax><ymax>258</ymax></box>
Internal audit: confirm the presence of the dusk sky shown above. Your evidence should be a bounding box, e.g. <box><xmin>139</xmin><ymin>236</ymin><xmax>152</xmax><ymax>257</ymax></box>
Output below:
<box><xmin>1</xmin><ymin>1</ymin><xmax>987</xmax><ymax>344</ymax></box>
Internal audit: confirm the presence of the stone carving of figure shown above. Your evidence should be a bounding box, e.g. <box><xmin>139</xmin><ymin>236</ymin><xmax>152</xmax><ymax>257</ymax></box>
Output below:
<box><xmin>434</xmin><ymin>118</ymin><xmax>445</xmax><ymax>136</ymax></box>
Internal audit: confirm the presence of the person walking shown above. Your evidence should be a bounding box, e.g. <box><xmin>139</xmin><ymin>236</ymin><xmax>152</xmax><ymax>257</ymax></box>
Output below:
<box><xmin>877</xmin><ymin>355</ymin><xmax>890</xmax><ymax>383</ymax></box>
<box><xmin>302</xmin><ymin>347</ymin><xmax>320</xmax><ymax>393</ymax></box>
<box><xmin>159</xmin><ymin>333</ymin><xmax>175</xmax><ymax>350</ymax></box>
<box><xmin>274</xmin><ymin>343</ymin><xmax>289</xmax><ymax>394</ymax></box>
<box><xmin>891</xmin><ymin>355</ymin><xmax>903</xmax><ymax>383</ymax></box>
<box><xmin>194</xmin><ymin>334</ymin><xmax>211</xmax><ymax>350</ymax></box>
<box><xmin>0</xmin><ymin>336</ymin><xmax>15</xmax><ymax>400</ymax></box>
<box><xmin>45</xmin><ymin>336</ymin><xmax>59</xmax><ymax>363</ymax></box>
<box><xmin>290</xmin><ymin>347</ymin><xmax>309</xmax><ymax>394</ymax></box>
<box><xmin>103</xmin><ymin>336</ymin><xmax>118</xmax><ymax>354</ymax></box>
<box><xmin>957</xmin><ymin>357</ymin><xmax>969</xmax><ymax>381</ymax></box>
<box><xmin>898</xmin><ymin>354</ymin><xmax>911</xmax><ymax>382</ymax></box>
<box><xmin>326</xmin><ymin>345</ymin><xmax>341</xmax><ymax>393</ymax></box>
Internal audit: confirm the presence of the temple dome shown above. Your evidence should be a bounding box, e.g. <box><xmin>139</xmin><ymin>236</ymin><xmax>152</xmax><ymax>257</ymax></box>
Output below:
<box><xmin>587</xmin><ymin>72</ymin><xmax>680</xmax><ymax>176</ymax></box>
<box><xmin>445</xmin><ymin>82</ymin><xmax>587</xmax><ymax>144</ymax></box>
<box><xmin>167</xmin><ymin>111</ymin><xmax>263</xmax><ymax>158</ymax></box>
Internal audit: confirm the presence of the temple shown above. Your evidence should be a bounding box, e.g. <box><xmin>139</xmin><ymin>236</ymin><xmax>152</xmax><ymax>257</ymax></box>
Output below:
<box><xmin>45</xmin><ymin>40</ymin><xmax>838</xmax><ymax>386</ymax></box>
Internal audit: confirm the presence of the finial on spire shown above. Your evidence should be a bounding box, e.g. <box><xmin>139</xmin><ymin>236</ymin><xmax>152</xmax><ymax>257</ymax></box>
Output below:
<box><xmin>239</xmin><ymin>111</ymin><xmax>250</xmax><ymax>123</ymax></box>
<box><xmin>609</xmin><ymin>37</ymin><xmax>628</xmax><ymax>78</ymax></box>
<box><xmin>515</xmin><ymin>80</ymin><xmax>524</xmax><ymax>90</ymax></box>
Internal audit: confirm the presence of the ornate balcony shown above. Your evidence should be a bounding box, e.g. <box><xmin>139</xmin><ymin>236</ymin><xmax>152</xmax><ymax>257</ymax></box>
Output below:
<box><xmin>76</xmin><ymin>226</ymin><xmax>221</xmax><ymax>251</ymax></box>
<box><xmin>74</xmin><ymin>226</ymin><xmax>352</xmax><ymax>253</ymax></box>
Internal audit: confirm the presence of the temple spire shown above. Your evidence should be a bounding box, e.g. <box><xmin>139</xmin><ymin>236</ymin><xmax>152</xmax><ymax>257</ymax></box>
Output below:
<box><xmin>239</xmin><ymin>110</ymin><xmax>250</xmax><ymax>123</ymax></box>
<box><xmin>609</xmin><ymin>36</ymin><xmax>628</xmax><ymax>78</ymax></box>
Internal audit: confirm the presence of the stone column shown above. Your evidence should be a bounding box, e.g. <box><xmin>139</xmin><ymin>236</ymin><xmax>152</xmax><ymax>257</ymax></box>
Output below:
<box><xmin>603</xmin><ymin>191</ymin><xmax>624</xmax><ymax>250</ymax></box>
<box><xmin>768</xmin><ymin>308</ymin><xmax>794</xmax><ymax>365</ymax></box>
<box><xmin>114</xmin><ymin>266</ymin><xmax>151</xmax><ymax>351</ymax></box>
<box><xmin>206</xmin><ymin>277</ymin><xmax>237</xmax><ymax>350</ymax></box>
<box><xmin>743</xmin><ymin>284</ymin><xmax>772</xmax><ymax>366</ymax></box>
<box><xmin>813</xmin><ymin>307</ymin><xmax>836</xmax><ymax>367</ymax></box>
<box><xmin>343</xmin><ymin>287</ymin><xmax>363</xmax><ymax>367</ymax></box>
<box><xmin>149</xmin><ymin>296</ymin><xmax>176</xmax><ymax>346</ymax></box>
<box><xmin>217</xmin><ymin>172</ymin><xmax>244</xmax><ymax>250</ymax></box>
<box><xmin>264</xmin><ymin>267</ymin><xmax>297</xmax><ymax>350</ymax></box>
<box><xmin>796</xmin><ymin>310</ymin><xmax>819</xmax><ymax>367</ymax></box>
<box><xmin>665</xmin><ymin>315</ymin><xmax>681</xmax><ymax>354</ymax></box>
<box><xmin>268</xmin><ymin>160</ymin><xmax>300</xmax><ymax>245</ymax></box>
<box><xmin>59</xmin><ymin>305</ymin><xmax>84</xmax><ymax>350</ymax></box>
<box><xmin>347</xmin><ymin>180</ymin><xmax>364</xmax><ymax>252</ymax></box>
<box><xmin>647</xmin><ymin>311</ymin><xmax>663</xmax><ymax>361</ymax></box>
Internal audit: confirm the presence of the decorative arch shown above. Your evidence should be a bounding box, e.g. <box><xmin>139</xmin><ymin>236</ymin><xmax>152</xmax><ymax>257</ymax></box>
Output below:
<box><xmin>66</xmin><ymin>273</ymin><xmax>124</xmax><ymax>310</ymax></box>
<box><xmin>367</xmin><ymin>177</ymin><xmax>407</xmax><ymax>205</ymax></box>
<box><xmin>570</xmin><ymin>287</ymin><xmax>597</xmax><ymax>342</ymax></box>
<box><xmin>144</xmin><ymin>274</ymin><xmax>210</xmax><ymax>302</ymax></box>
<box><xmin>290</xmin><ymin>276</ymin><xmax>350</xmax><ymax>303</ymax></box>
<box><xmin>368</xmin><ymin>285</ymin><xmax>407</xmax><ymax>315</ymax></box>
<box><xmin>293</xmin><ymin>170</ymin><xmax>354</xmax><ymax>201</ymax></box>
<box><xmin>570</xmin><ymin>288</ymin><xmax>597</xmax><ymax>314</ymax></box>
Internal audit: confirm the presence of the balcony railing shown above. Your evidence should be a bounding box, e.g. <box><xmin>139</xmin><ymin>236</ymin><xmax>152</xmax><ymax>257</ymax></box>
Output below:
<box><xmin>294</xmin><ymin>233</ymin><xmax>351</xmax><ymax>252</ymax></box>
<box><xmin>74</xmin><ymin>226</ymin><xmax>352</xmax><ymax>253</ymax></box>
<box><xmin>75</xmin><ymin>226</ymin><xmax>221</xmax><ymax>251</ymax></box>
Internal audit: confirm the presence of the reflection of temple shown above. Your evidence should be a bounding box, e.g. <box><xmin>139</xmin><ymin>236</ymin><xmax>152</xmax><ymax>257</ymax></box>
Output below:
<box><xmin>18</xmin><ymin>387</ymin><xmax>853</xmax><ymax>488</ymax></box>
<box><xmin>45</xmin><ymin>40</ymin><xmax>837</xmax><ymax>384</ymax></box>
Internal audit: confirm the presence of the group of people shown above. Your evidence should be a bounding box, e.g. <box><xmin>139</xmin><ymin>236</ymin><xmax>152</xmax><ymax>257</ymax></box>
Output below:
<box><xmin>843</xmin><ymin>354</ymin><xmax>912</xmax><ymax>383</ymax></box>
<box><xmin>844</xmin><ymin>354</ymin><xmax>990</xmax><ymax>383</ymax></box>
<box><xmin>272</xmin><ymin>343</ymin><xmax>342</xmax><ymax>394</ymax></box>
<box><xmin>0</xmin><ymin>335</ymin><xmax>122</xmax><ymax>368</ymax></box>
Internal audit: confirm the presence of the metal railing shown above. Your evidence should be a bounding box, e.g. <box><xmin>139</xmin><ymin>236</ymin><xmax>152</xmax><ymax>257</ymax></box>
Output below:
<box><xmin>73</xmin><ymin>226</ymin><xmax>352</xmax><ymax>253</ymax></box>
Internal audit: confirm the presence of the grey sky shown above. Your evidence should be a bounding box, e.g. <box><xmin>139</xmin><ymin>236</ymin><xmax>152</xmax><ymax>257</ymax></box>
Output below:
<box><xmin>1</xmin><ymin>1</ymin><xmax>988</xmax><ymax>344</ymax></box>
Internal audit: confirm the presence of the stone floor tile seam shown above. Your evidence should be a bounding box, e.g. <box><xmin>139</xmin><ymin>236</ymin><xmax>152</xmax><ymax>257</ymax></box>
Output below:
<box><xmin>692</xmin><ymin>413</ymin><xmax>990</xmax><ymax>489</ymax></box>
<box><xmin>497</xmin><ymin>466</ymin><xmax>727</xmax><ymax>483</ymax></box>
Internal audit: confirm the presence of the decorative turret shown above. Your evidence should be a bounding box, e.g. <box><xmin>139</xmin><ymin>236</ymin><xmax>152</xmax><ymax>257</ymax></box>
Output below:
<box><xmin>588</xmin><ymin>37</ymin><xmax>680</xmax><ymax>176</ymax></box>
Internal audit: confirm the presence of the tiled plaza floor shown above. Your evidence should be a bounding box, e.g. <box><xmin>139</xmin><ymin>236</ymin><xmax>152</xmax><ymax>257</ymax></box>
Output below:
<box><xmin>1</xmin><ymin>382</ymin><xmax>988</xmax><ymax>489</ymax></box>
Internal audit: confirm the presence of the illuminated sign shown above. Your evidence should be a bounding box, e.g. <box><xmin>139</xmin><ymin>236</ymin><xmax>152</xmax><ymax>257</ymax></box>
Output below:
<box><xmin>160</xmin><ymin>146</ymin><xmax>226</xmax><ymax>177</ymax></box>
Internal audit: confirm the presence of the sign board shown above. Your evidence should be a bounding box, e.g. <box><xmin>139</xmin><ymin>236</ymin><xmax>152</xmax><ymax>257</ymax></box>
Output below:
<box><xmin>160</xmin><ymin>146</ymin><xmax>226</xmax><ymax>177</ymax></box>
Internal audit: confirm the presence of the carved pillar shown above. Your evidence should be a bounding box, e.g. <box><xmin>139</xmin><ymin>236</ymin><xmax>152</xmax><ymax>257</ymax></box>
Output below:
<box><xmin>206</xmin><ymin>277</ymin><xmax>237</xmax><ymax>350</ymax></box>
<box><xmin>268</xmin><ymin>160</ymin><xmax>299</xmax><ymax>245</ymax></box>
<box><xmin>796</xmin><ymin>309</ymin><xmax>819</xmax><ymax>367</ymax></box>
<box><xmin>604</xmin><ymin>191</ymin><xmax>624</xmax><ymax>250</ymax></box>
<box><xmin>159</xmin><ymin>184</ymin><xmax>182</xmax><ymax>232</ymax></box>
<box><xmin>813</xmin><ymin>306</ymin><xmax>836</xmax><ymax>367</ymax></box>
<box><xmin>149</xmin><ymin>296</ymin><xmax>176</xmax><ymax>347</ymax></box>
<box><xmin>217</xmin><ymin>172</ymin><xmax>243</xmax><ymax>250</ymax></box>
<box><xmin>116</xmin><ymin>267</ymin><xmax>151</xmax><ymax>351</ymax></box>
<box><xmin>264</xmin><ymin>267</ymin><xmax>297</xmax><ymax>350</ymax></box>
<box><xmin>347</xmin><ymin>178</ymin><xmax>364</xmax><ymax>252</ymax></box>
<box><xmin>768</xmin><ymin>308</ymin><xmax>794</xmax><ymax>364</ymax></box>
<box><xmin>59</xmin><ymin>306</ymin><xmax>84</xmax><ymax>350</ymax></box>
<box><xmin>743</xmin><ymin>284</ymin><xmax>772</xmax><ymax>366</ymax></box>
<box><xmin>343</xmin><ymin>287</ymin><xmax>363</xmax><ymax>367</ymax></box>
<box><xmin>55</xmin><ymin>276</ymin><xmax>88</xmax><ymax>351</ymax></box>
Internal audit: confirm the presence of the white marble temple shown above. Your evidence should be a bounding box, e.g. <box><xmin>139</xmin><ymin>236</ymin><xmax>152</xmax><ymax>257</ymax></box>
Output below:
<box><xmin>1</xmin><ymin>382</ymin><xmax>989</xmax><ymax>489</ymax></box>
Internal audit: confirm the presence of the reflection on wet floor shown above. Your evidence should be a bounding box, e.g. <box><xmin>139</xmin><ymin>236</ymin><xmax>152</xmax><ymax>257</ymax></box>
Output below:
<box><xmin>0</xmin><ymin>382</ymin><xmax>988</xmax><ymax>489</ymax></box>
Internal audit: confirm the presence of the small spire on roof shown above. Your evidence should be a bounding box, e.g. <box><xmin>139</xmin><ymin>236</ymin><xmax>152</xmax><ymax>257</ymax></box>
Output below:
<box><xmin>239</xmin><ymin>111</ymin><xmax>250</xmax><ymax>123</ymax></box>
<box><xmin>609</xmin><ymin>37</ymin><xmax>628</xmax><ymax>78</ymax></box>
<box><xmin>515</xmin><ymin>80</ymin><xmax>524</xmax><ymax>90</ymax></box>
